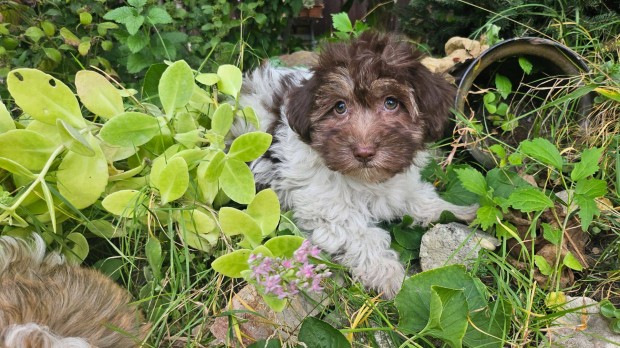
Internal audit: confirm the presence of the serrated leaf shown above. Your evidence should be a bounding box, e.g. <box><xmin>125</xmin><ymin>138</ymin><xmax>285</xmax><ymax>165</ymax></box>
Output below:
<box><xmin>228</xmin><ymin>132</ymin><xmax>272</xmax><ymax>162</ymax></box>
<box><xmin>534</xmin><ymin>255</ymin><xmax>553</xmax><ymax>275</ymax></box>
<box><xmin>508</xmin><ymin>187</ymin><xmax>554</xmax><ymax>212</ymax></box>
<box><xmin>75</xmin><ymin>70</ymin><xmax>124</xmax><ymax>119</ymax></box>
<box><xmin>147</xmin><ymin>7</ymin><xmax>172</xmax><ymax>25</ymax></box>
<box><xmin>562</xmin><ymin>251</ymin><xmax>583</xmax><ymax>271</ymax></box>
<box><xmin>495</xmin><ymin>74</ymin><xmax>512</xmax><ymax>99</ymax></box>
<box><xmin>263</xmin><ymin>235</ymin><xmax>304</xmax><ymax>258</ymax></box>
<box><xmin>331</xmin><ymin>12</ymin><xmax>353</xmax><ymax>33</ymax></box>
<box><xmin>103</xmin><ymin>6</ymin><xmax>134</xmax><ymax>22</ymax></box>
<box><xmin>247</xmin><ymin>189</ymin><xmax>280</xmax><ymax>236</ymax></box>
<box><xmin>57</xmin><ymin>134</ymin><xmax>108</xmax><ymax>209</ymax></box>
<box><xmin>7</xmin><ymin>69</ymin><xmax>85</xmax><ymax>128</ymax></box>
<box><xmin>124</xmin><ymin>14</ymin><xmax>144</xmax><ymax>35</ymax></box>
<box><xmin>575</xmin><ymin>178</ymin><xmax>607</xmax><ymax>199</ymax></box>
<box><xmin>159</xmin><ymin>60</ymin><xmax>194</xmax><ymax>117</ymax></box>
<box><xmin>211</xmin><ymin>249</ymin><xmax>251</xmax><ymax>278</ymax></box>
<box><xmin>518</xmin><ymin>57</ymin><xmax>533</xmax><ymax>75</ymax></box>
<box><xmin>99</xmin><ymin>112</ymin><xmax>160</xmax><ymax>147</ymax></box>
<box><xmin>0</xmin><ymin>101</ymin><xmax>16</xmax><ymax>134</ymax></box>
<box><xmin>128</xmin><ymin>0</ymin><xmax>146</xmax><ymax>8</ymax></box>
<box><xmin>454</xmin><ymin>167</ymin><xmax>488</xmax><ymax>196</ymax></box>
<box><xmin>56</xmin><ymin>119</ymin><xmax>95</xmax><ymax>156</ymax></box>
<box><xmin>152</xmin><ymin>156</ymin><xmax>189</xmax><ymax>205</ymax></box>
<box><xmin>571</xmin><ymin>147</ymin><xmax>603</xmax><ymax>181</ymax></box>
<box><xmin>0</xmin><ymin>130</ymin><xmax>56</xmax><ymax>171</ymax></box>
<box><xmin>211</xmin><ymin>103</ymin><xmax>234</xmax><ymax>136</ymax></box>
<box><xmin>219</xmin><ymin>207</ymin><xmax>262</xmax><ymax>247</ymax></box>
<box><xmin>486</xmin><ymin>168</ymin><xmax>532</xmax><ymax>198</ymax></box>
<box><xmin>126</xmin><ymin>31</ymin><xmax>149</xmax><ymax>53</ymax></box>
<box><xmin>474</xmin><ymin>205</ymin><xmax>502</xmax><ymax>230</ymax></box>
<box><xmin>298</xmin><ymin>317</ymin><xmax>350</xmax><ymax>348</ymax></box>
<box><xmin>574</xmin><ymin>195</ymin><xmax>599</xmax><ymax>230</ymax></box>
<box><xmin>519</xmin><ymin>138</ymin><xmax>563</xmax><ymax>170</ymax></box>
<box><xmin>220</xmin><ymin>158</ymin><xmax>256</xmax><ymax>204</ymax></box>
<box><xmin>216</xmin><ymin>64</ymin><xmax>242</xmax><ymax>97</ymax></box>
<box><xmin>101</xmin><ymin>189</ymin><xmax>147</xmax><ymax>217</ymax></box>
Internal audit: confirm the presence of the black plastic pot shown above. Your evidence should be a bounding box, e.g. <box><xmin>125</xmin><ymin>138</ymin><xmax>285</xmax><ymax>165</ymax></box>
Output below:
<box><xmin>453</xmin><ymin>37</ymin><xmax>593</xmax><ymax>168</ymax></box>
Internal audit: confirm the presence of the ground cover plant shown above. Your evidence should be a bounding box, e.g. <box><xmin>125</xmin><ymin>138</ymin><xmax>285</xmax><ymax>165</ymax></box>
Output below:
<box><xmin>0</xmin><ymin>1</ymin><xmax>619</xmax><ymax>347</ymax></box>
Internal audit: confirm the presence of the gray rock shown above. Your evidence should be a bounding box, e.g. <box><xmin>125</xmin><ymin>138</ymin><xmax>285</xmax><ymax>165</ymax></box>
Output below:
<box><xmin>419</xmin><ymin>223</ymin><xmax>499</xmax><ymax>271</ymax></box>
<box><xmin>542</xmin><ymin>296</ymin><xmax>620</xmax><ymax>347</ymax></box>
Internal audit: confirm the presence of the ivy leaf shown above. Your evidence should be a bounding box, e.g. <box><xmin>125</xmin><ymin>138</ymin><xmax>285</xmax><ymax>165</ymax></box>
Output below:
<box><xmin>519</xmin><ymin>138</ymin><xmax>563</xmax><ymax>170</ymax></box>
<box><xmin>508</xmin><ymin>187</ymin><xmax>554</xmax><ymax>213</ymax></box>
<box><xmin>99</xmin><ymin>112</ymin><xmax>161</xmax><ymax>147</ymax></box>
<box><xmin>159</xmin><ymin>60</ymin><xmax>194</xmax><ymax>117</ymax></box>
<box><xmin>211</xmin><ymin>249</ymin><xmax>251</xmax><ymax>278</ymax></box>
<box><xmin>219</xmin><ymin>158</ymin><xmax>256</xmax><ymax>204</ymax></box>
<box><xmin>331</xmin><ymin>12</ymin><xmax>353</xmax><ymax>33</ymax></box>
<box><xmin>495</xmin><ymin>74</ymin><xmax>512</xmax><ymax>99</ymax></box>
<box><xmin>147</xmin><ymin>7</ymin><xmax>172</xmax><ymax>25</ymax></box>
<box><xmin>216</xmin><ymin>64</ymin><xmax>242</xmax><ymax>97</ymax></box>
<box><xmin>454</xmin><ymin>167</ymin><xmax>488</xmax><ymax>196</ymax></box>
<box><xmin>75</xmin><ymin>70</ymin><xmax>124</xmax><ymax>119</ymax></box>
<box><xmin>571</xmin><ymin>147</ymin><xmax>603</xmax><ymax>181</ymax></box>
<box><xmin>298</xmin><ymin>317</ymin><xmax>351</xmax><ymax>348</ymax></box>
<box><xmin>575</xmin><ymin>178</ymin><xmax>607</xmax><ymax>199</ymax></box>
<box><xmin>228</xmin><ymin>132</ymin><xmax>272</xmax><ymax>162</ymax></box>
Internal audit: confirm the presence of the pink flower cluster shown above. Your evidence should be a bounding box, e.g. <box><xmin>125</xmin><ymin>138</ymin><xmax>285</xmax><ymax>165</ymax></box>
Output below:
<box><xmin>248</xmin><ymin>240</ymin><xmax>332</xmax><ymax>300</ymax></box>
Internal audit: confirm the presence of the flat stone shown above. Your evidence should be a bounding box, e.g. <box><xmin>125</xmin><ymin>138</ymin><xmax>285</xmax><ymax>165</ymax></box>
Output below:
<box><xmin>419</xmin><ymin>223</ymin><xmax>499</xmax><ymax>271</ymax></box>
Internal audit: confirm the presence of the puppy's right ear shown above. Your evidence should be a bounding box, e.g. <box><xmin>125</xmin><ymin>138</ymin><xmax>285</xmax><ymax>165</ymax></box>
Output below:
<box><xmin>286</xmin><ymin>76</ymin><xmax>318</xmax><ymax>143</ymax></box>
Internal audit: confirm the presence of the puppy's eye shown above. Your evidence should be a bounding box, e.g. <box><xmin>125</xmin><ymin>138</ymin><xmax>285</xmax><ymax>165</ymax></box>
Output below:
<box><xmin>384</xmin><ymin>97</ymin><xmax>399</xmax><ymax>110</ymax></box>
<box><xmin>334</xmin><ymin>101</ymin><xmax>348</xmax><ymax>115</ymax></box>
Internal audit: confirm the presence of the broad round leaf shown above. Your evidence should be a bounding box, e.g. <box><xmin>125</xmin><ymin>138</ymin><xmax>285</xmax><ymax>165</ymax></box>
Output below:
<box><xmin>211</xmin><ymin>103</ymin><xmax>234</xmax><ymax>136</ymax></box>
<box><xmin>0</xmin><ymin>158</ymin><xmax>35</xmax><ymax>179</ymax></box>
<box><xmin>195</xmin><ymin>73</ymin><xmax>220</xmax><ymax>86</ymax></box>
<box><xmin>99</xmin><ymin>112</ymin><xmax>161</xmax><ymax>147</ymax></box>
<box><xmin>219</xmin><ymin>158</ymin><xmax>256</xmax><ymax>204</ymax></box>
<box><xmin>56</xmin><ymin>119</ymin><xmax>95</xmax><ymax>156</ymax></box>
<box><xmin>0</xmin><ymin>101</ymin><xmax>16</xmax><ymax>134</ymax></box>
<box><xmin>177</xmin><ymin>209</ymin><xmax>217</xmax><ymax>235</ymax></box>
<box><xmin>63</xmin><ymin>232</ymin><xmax>89</xmax><ymax>263</ymax></box>
<box><xmin>216</xmin><ymin>64</ymin><xmax>242</xmax><ymax>97</ymax></box>
<box><xmin>247</xmin><ymin>189</ymin><xmax>281</xmax><ymax>236</ymax></box>
<box><xmin>159</xmin><ymin>60</ymin><xmax>194</xmax><ymax>116</ymax></box>
<box><xmin>228</xmin><ymin>132</ymin><xmax>272</xmax><ymax>162</ymax></box>
<box><xmin>57</xmin><ymin>134</ymin><xmax>108</xmax><ymax>209</ymax></box>
<box><xmin>85</xmin><ymin>219</ymin><xmax>126</xmax><ymax>238</ymax></box>
<box><xmin>298</xmin><ymin>317</ymin><xmax>350</xmax><ymax>348</ymax></box>
<box><xmin>219</xmin><ymin>207</ymin><xmax>262</xmax><ymax>247</ymax></box>
<box><xmin>152</xmin><ymin>156</ymin><xmax>189</xmax><ymax>205</ymax></box>
<box><xmin>7</xmin><ymin>68</ymin><xmax>85</xmax><ymax>128</ymax></box>
<box><xmin>264</xmin><ymin>235</ymin><xmax>304</xmax><ymax>258</ymax></box>
<box><xmin>0</xmin><ymin>129</ymin><xmax>56</xmax><ymax>171</ymax></box>
<box><xmin>197</xmin><ymin>150</ymin><xmax>226</xmax><ymax>182</ymax></box>
<box><xmin>211</xmin><ymin>249</ymin><xmax>251</xmax><ymax>278</ymax></box>
<box><xmin>101</xmin><ymin>189</ymin><xmax>147</xmax><ymax>218</ymax></box>
<box><xmin>75</xmin><ymin>70</ymin><xmax>124</xmax><ymax>119</ymax></box>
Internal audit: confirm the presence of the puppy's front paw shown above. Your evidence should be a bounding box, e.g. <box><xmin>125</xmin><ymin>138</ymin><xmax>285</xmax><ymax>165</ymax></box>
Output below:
<box><xmin>355</xmin><ymin>258</ymin><xmax>405</xmax><ymax>299</ymax></box>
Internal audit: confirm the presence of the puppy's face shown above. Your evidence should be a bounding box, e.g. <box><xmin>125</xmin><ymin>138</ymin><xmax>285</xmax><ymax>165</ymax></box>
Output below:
<box><xmin>287</xmin><ymin>32</ymin><xmax>455</xmax><ymax>183</ymax></box>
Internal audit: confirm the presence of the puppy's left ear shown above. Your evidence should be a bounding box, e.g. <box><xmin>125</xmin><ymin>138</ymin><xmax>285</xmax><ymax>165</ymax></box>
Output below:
<box><xmin>409</xmin><ymin>65</ymin><xmax>456</xmax><ymax>142</ymax></box>
<box><xmin>286</xmin><ymin>76</ymin><xmax>318</xmax><ymax>143</ymax></box>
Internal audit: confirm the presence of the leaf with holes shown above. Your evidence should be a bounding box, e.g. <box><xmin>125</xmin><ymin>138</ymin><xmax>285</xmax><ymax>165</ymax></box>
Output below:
<box><xmin>228</xmin><ymin>132</ymin><xmax>272</xmax><ymax>162</ymax></box>
<box><xmin>0</xmin><ymin>130</ymin><xmax>56</xmax><ymax>171</ymax></box>
<box><xmin>219</xmin><ymin>158</ymin><xmax>256</xmax><ymax>204</ymax></box>
<box><xmin>75</xmin><ymin>70</ymin><xmax>124</xmax><ymax>119</ymax></box>
<box><xmin>99</xmin><ymin>112</ymin><xmax>161</xmax><ymax>147</ymax></box>
<box><xmin>7</xmin><ymin>69</ymin><xmax>85</xmax><ymax>128</ymax></box>
<box><xmin>159</xmin><ymin>60</ymin><xmax>194</xmax><ymax>117</ymax></box>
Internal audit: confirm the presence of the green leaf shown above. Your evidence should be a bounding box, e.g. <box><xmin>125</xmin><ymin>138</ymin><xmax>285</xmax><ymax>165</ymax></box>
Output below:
<box><xmin>264</xmin><ymin>236</ymin><xmax>304</xmax><ymax>258</ymax></box>
<box><xmin>79</xmin><ymin>12</ymin><xmax>93</xmax><ymax>26</ymax></box>
<box><xmin>146</xmin><ymin>237</ymin><xmax>163</xmax><ymax>279</ymax></box>
<box><xmin>25</xmin><ymin>26</ymin><xmax>45</xmax><ymax>43</ymax></box>
<box><xmin>542</xmin><ymin>223</ymin><xmax>562</xmax><ymax>246</ymax></box>
<box><xmin>211</xmin><ymin>103</ymin><xmax>234</xmax><ymax>136</ymax></box>
<box><xmin>424</xmin><ymin>286</ymin><xmax>469</xmax><ymax>348</ymax></box>
<box><xmin>474</xmin><ymin>205</ymin><xmax>502</xmax><ymax>231</ymax></box>
<box><xmin>57</xmin><ymin>134</ymin><xmax>108</xmax><ymax>209</ymax></box>
<box><xmin>0</xmin><ymin>130</ymin><xmax>56</xmax><ymax>171</ymax></box>
<box><xmin>152</xmin><ymin>156</ymin><xmax>189</xmax><ymax>205</ymax></box>
<box><xmin>56</xmin><ymin>119</ymin><xmax>95</xmax><ymax>156</ymax></box>
<box><xmin>78</xmin><ymin>40</ymin><xmax>91</xmax><ymax>56</ymax></box>
<box><xmin>177</xmin><ymin>209</ymin><xmax>217</xmax><ymax>236</ymax></box>
<box><xmin>518</xmin><ymin>57</ymin><xmax>533</xmax><ymax>75</ymax></box>
<box><xmin>455</xmin><ymin>167</ymin><xmax>488</xmax><ymax>196</ymax></box>
<box><xmin>247</xmin><ymin>189</ymin><xmax>281</xmax><ymax>236</ymax></box>
<box><xmin>41</xmin><ymin>21</ymin><xmax>56</xmax><ymax>36</ymax></box>
<box><xmin>495</xmin><ymin>74</ymin><xmax>512</xmax><ymax>99</ymax></box>
<box><xmin>571</xmin><ymin>147</ymin><xmax>603</xmax><ymax>181</ymax></box>
<box><xmin>195</xmin><ymin>73</ymin><xmax>220</xmax><ymax>86</ymax></box>
<box><xmin>126</xmin><ymin>31</ymin><xmax>149</xmax><ymax>53</ymax></box>
<box><xmin>147</xmin><ymin>7</ymin><xmax>173</xmax><ymax>25</ymax></box>
<box><xmin>75</xmin><ymin>70</ymin><xmax>124</xmax><ymax>119</ymax></box>
<box><xmin>0</xmin><ymin>101</ymin><xmax>15</xmax><ymax>134</ymax></box>
<box><xmin>63</xmin><ymin>232</ymin><xmax>89</xmax><ymax>263</ymax></box>
<box><xmin>7</xmin><ymin>69</ymin><xmax>85</xmax><ymax>128</ymax></box>
<box><xmin>216</xmin><ymin>64</ymin><xmax>242</xmax><ymax>97</ymax></box>
<box><xmin>127</xmin><ymin>52</ymin><xmax>152</xmax><ymax>73</ymax></box>
<box><xmin>533</xmin><ymin>255</ymin><xmax>553</xmax><ymax>276</ymax></box>
<box><xmin>103</xmin><ymin>6</ymin><xmax>134</xmax><ymax>22</ymax></box>
<box><xmin>99</xmin><ymin>112</ymin><xmax>161</xmax><ymax>147</ymax></box>
<box><xmin>575</xmin><ymin>178</ymin><xmax>607</xmax><ymax>199</ymax></box>
<box><xmin>43</xmin><ymin>47</ymin><xmax>62</xmax><ymax>64</ymax></box>
<box><xmin>574</xmin><ymin>195</ymin><xmax>599</xmax><ymax>230</ymax></box>
<box><xmin>228</xmin><ymin>132</ymin><xmax>272</xmax><ymax>162</ymax></box>
<box><xmin>508</xmin><ymin>187</ymin><xmax>554</xmax><ymax>213</ymax></box>
<box><xmin>211</xmin><ymin>249</ymin><xmax>251</xmax><ymax>278</ymax></box>
<box><xmin>97</xmin><ymin>22</ymin><xmax>119</xmax><ymax>36</ymax></box>
<box><xmin>124</xmin><ymin>14</ymin><xmax>144</xmax><ymax>35</ymax></box>
<box><xmin>159</xmin><ymin>60</ymin><xmax>194</xmax><ymax>117</ymax></box>
<box><xmin>219</xmin><ymin>207</ymin><xmax>262</xmax><ymax>247</ymax></box>
<box><xmin>331</xmin><ymin>12</ymin><xmax>353</xmax><ymax>33</ymax></box>
<box><xmin>197</xmin><ymin>150</ymin><xmax>226</xmax><ymax>183</ymax></box>
<box><xmin>563</xmin><ymin>252</ymin><xmax>583</xmax><ymax>271</ymax></box>
<box><xmin>219</xmin><ymin>158</ymin><xmax>256</xmax><ymax>204</ymax></box>
<box><xmin>0</xmin><ymin>158</ymin><xmax>35</xmax><ymax>179</ymax></box>
<box><xmin>519</xmin><ymin>138</ymin><xmax>563</xmax><ymax>171</ymax></box>
<box><xmin>101</xmin><ymin>189</ymin><xmax>147</xmax><ymax>218</ymax></box>
<box><xmin>128</xmin><ymin>0</ymin><xmax>146</xmax><ymax>8</ymax></box>
<box><xmin>261</xmin><ymin>293</ymin><xmax>287</xmax><ymax>312</ymax></box>
<box><xmin>298</xmin><ymin>317</ymin><xmax>351</xmax><ymax>348</ymax></box>
<box><xmin>59</xmin><ymin>27</ymin><xmax>81</xmax><ymax>46</ymax></box>
<box><xmin>599</xmin><ymin>300</ymin><xmax>620</xmax><ymax>319</ymax></box>
<box><xmin>85</xmin><ymin>219</ymin><xmax>125</xmax><ymax>238</ymax></box>
<box><xmin>486</xmin><ymin>168</ymin><xmax>532</xmax><ymax>198</ymax></box>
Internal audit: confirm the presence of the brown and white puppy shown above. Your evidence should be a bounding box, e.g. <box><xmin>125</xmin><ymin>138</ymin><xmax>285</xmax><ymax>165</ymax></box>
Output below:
<box><xmin>237</xmin><ymin>31</ymin><xmax>477</xmax><ymax>298</ymax></box>
<box><xmin>0</xmin><ymin>234</ymin><xmax>148</xmax><ymax>348</ymax></box>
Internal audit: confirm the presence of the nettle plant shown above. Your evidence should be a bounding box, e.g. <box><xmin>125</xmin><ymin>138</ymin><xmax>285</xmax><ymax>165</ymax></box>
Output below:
<box><xmin>0</xmin><ymin>60</ymin><xmax>284</xmax><ymax>267</ymax></box>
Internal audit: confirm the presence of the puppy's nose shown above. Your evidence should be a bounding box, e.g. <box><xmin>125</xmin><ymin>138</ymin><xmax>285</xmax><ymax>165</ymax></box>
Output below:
<box><xmin>353</xmin><ymin>145</ymin><xmax>376</xmax><ymax>163</ymax></box>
